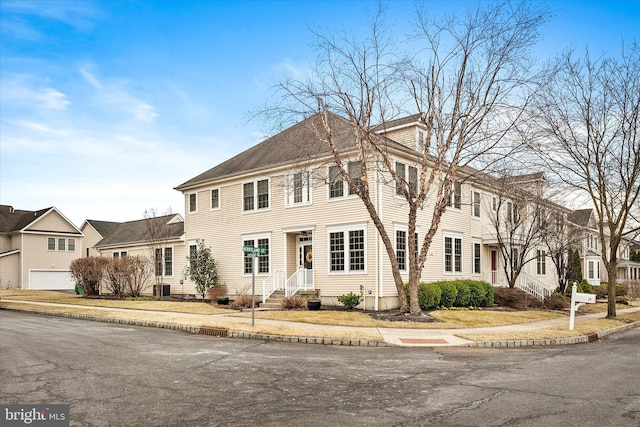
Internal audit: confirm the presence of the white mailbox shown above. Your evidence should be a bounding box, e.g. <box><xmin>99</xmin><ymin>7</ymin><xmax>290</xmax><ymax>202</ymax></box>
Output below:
<box><xmin>574</xmin><ymin>292</ymin><xmax>596</xmax><ymax>304</ymax></box>
<box><xmin>569</xmin><ymin>283</ymin><xmax>596</xmax><ymax>330</ymax></box>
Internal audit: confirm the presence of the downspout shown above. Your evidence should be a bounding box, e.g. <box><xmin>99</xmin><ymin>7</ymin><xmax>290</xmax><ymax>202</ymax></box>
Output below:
<box><xmin>21</xmin><ymin>233</ymin><xmax>24</xmax><ymax>290</ymax></box>
<box><xmin>375</xmin><ymin>164</ymin><xmax>382</xmax><ymax>311</ymax></box>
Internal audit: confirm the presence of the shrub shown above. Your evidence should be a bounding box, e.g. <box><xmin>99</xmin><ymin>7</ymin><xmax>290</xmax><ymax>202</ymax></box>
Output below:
<box><xmin>281</xmin><ymin>296</ymin><xmax>305</xmax><ymax>310</ymax></box>
<box><xmin>69</xmin><ymin>257</ymin><xmax>110</xmax><ymax>296</ymax></box>
<box><xmin>593</xmin><ymin>285</ymin><xmax>607</xmax><ymax>299</ymax></box>
<box><xmin>418</xmin><ymin>282</ymin><xmax>441</xmax><ymax>310</ymax></box>
<box><xmin>231</xmin><ymin>293</ymin><xmax>254</xmax><ymax>309</ymax></box>
<box><xmin>481</xmin><ymin>281</ymin><xmax>495</xmax><ymax>306</ymax></box>
<box><xmin>493</xmin><ymin>287</ymin><xmax>529</xmax><ymax>309</ymax></box>
<box><xmin>337</xmin><ymin>292</ymin><xmax>363</xmax><ymax>309</ymax></box>
<box><xmin>453</xmin><ymin>281</ymin><xmax>470</xmax><ymax>307</ymax></box>
<box><xmin>467</xmin><ymin>281</ymin><xmax>487</xmax><ymax>307</ymax></box>
<box><xmin>579</xmin><ymin>279</ymin><xmax>593</xmax><ymax>294</ymax></box>
<box><xmin>544</xmin><ymin>292</ymin><xmax>568</xmax><ymax>310</ymax></box>
<box><xmin>438</xmin><ymin>282</ymin><xmax>458</xmax><ymax>308</ymax></box>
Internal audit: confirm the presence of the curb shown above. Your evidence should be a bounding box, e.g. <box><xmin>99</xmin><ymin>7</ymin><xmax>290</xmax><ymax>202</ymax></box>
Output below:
<box><xmin>2</xmin><ymin>304</ymin><xmax>638</xmax><ymax>348</ymax></box>
<box><xmin>0</xmin><ymin>306</ymin><xmax>394</xmax><ymax>347</ymax></box>
<box><xmin>466</xmin><ymin>321</ymin><xmax>640</xmax><ymax>348</ymax></box>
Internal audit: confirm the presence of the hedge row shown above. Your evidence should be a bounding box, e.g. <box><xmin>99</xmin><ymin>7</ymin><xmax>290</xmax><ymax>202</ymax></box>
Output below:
<box><xmin>406</xmin><ymin>280</ymin><xmax>494</xmax><ymax>310</ymax></box>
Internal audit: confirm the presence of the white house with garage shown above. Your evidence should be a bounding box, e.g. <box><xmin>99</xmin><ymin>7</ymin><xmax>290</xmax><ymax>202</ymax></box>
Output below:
<box><xmin>0</xmin><ymin>204</ymin><xmax>83</xmax><ymax>290</ymax></box>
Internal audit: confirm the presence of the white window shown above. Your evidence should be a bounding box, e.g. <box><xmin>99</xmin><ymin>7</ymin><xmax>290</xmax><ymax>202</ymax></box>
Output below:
<box><xmin>416</xmin><ymin>130</ymin><xmax>426</xmax><ymax>152</ymax></box>
<box><xmin>395</xmin><ymin>161</ymin><xmax>418</xmax><ymax>197</ymax></box>
<box><xmin>536</xmin><ymin>250</ymin><xmax>546</xmax><ymax>275</ymax></box>
<box><xmin>243</xmin><ymin>234</ymin><xmax>270</xmax><ymax>275</ymax></box>
<box><xmin>588</xmin><ymin>261</ymin><xmax>599</xmax><ymax>279</ymax></box>
<box><xmin>472</xmin><ymin>191</ymin><xmax>481</xmax><ymax>218</ymax></box>
<box><xmin>154</xmin><ymin>248</ymin><xmax>173</xmax><ymax>277</ymax></box>
<box><xmin>47</xmin><ymin>237</ymin><xmax>56</xmax><ymax>251</ymax></box>
<box><xmin>444</xmin><ymin>235</ymin><xmax>462</xmax><ymax>273</ymax></box>
<box><xmin>492</xmin><ymin>197</ymin><xmax>497</xmax><ymax>211</ymax></box>
<box><xmin>328</xmin><ymin>161</ymin><xmax>363</xmax><ymax>199</ymax></box>
<box><xmin>328</xmin><ymin>225</ymin><xmax>366</xmax><ymax>273</ymax></box>
<box><xmin>473</xmin><ymin>242</ymin><xmax>481</xmax><ymax>274</ymax></box>
<box><xmin>446</xmin><ymin>181</ymin><xmax>461</xmax><ymax>209</ymax></box>
<box><xmin>188</xmin><ymin>193</ymin><xmax>197</xmax><ymax>213</ymax></box>
<box><xmin>506</xmin><ymin>201</ymin><xmax>519</xmax><ymax>223</ymax></box>
<box><xmin>287</xmin><ymin>171</ymin><xmax>311</xmax><ymax>206</ymax></box>
<box><xmin>58</xmin><ymin>238</ymin><xmax>66</xmax><ymax>251</ymax></box>
<box><xmin>68</xmin><ymin>238</ymin><xmax>76</xmax><ymax>252</ymax></box>
<box><xmin>113</xmin><ymin>251</ymin><xmax>127</xmax><ymax>259</ymax></box>
<box><xmin>243</xmin><ymin>179</ymin><xmax>270</xmax><ymax>212</ymax></box>
<box><xmin>211</xmin><ymin>189</ymin><xmax>220</xmax><ymax>210</ymax></box>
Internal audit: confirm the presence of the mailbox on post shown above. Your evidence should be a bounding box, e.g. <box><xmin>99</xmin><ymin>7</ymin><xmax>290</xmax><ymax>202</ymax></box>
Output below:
<box><xmin>569</xmin><ymin>282</ymin><xmax>596</xmax><ymax>330</ymax></box>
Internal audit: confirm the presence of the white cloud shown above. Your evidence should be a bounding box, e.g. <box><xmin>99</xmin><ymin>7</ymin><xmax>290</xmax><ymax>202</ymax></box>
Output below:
<box><xmin>0</xmin><ymin>74</ymin><xmax>70</xmax><ymax>110</ymax></box>
<box><xmin>79</xmin><ymin>67</ymin><xmax>159</xmax><ymax>122</ymax></box>
<box><xmin>1</xmin><ymin>1</ymin><xmax>101</xmax><ymax>33</ymax></box>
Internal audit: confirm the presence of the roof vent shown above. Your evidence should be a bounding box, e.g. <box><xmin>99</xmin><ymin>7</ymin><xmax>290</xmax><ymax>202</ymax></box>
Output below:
<box><xmin>9</xmin><ymin>206</ymin><xmax>14</xmax><ymax>214</ymax></box>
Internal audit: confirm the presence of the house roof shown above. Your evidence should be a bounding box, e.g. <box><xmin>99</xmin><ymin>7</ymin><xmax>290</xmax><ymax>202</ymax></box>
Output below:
<box><xmin>568</xmin><ymin>209</ymin><xmax>593</xmax><ymax>227</ymax></box>
<box><xmin>0</xmin><ymin>205</ymin><xmax>51</xmax><ymax>233</ymax></box>
<box><xmin>95</xmin><ymin>214</ymin><xmax>184</xmax><ymax>248</ymax></box>
<box><xmin>84</xmin><ymin>219</ymin><xmax>121</xmax><ymax>238</ymax></box>
<box><xmin>175</xmin><ymin>112</ymin><xmax>414</xmax><ymax>190</ymax></box>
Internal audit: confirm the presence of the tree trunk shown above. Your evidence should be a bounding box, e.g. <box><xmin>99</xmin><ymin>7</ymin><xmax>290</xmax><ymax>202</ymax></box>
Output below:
<box><xmin>606</xmin><ymin>263</ymin><xmax>617</xmax><ymax>319</ymax></box>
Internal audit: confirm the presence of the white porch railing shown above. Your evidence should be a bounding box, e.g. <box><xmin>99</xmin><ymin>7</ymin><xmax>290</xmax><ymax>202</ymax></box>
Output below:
<box><xmin>262</xmin><ymin>269</ymin><xmax>285</xmax><ymax>301</ymax></box>
<box><xmin>487</xmin><ymin>270</ymin><xmax>555</xmax><ymax>300</ymax></box>
<box><xmin>285</xmin><ymin>268</ymin><xmax>314</xmax><ymax>297</ymax></box>
<box><xmin>517</xmin><ymin>272</ymin><xmax>555</xmax><ymax>300</ymax></box>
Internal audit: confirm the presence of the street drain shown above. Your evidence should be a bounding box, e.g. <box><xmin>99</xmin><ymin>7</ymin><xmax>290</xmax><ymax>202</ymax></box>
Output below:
<box><xmin>199</xmin><ymin>327</ymin><xmax>229</xmax><ymax>337</ymax></box>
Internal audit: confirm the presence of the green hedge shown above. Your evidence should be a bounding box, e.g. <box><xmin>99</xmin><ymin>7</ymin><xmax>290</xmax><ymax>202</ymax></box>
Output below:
<box><xmin>406</xmin><ymin>280</ymin><xmax>494</xmax><ymax>310</ymax></box>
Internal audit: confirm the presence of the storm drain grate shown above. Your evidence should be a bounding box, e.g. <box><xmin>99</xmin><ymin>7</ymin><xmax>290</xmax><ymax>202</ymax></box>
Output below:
<box><xmin>199</xmin><ymin>327</ymin><xmax>229</xmax><ymax>337</ymax></box>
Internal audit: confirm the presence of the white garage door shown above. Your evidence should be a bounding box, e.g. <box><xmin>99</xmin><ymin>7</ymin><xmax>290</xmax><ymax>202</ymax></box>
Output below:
<box><xmin>29</xmin><ymin>270</ymin><xmax>75</xmax><ymax>290</ymax></box>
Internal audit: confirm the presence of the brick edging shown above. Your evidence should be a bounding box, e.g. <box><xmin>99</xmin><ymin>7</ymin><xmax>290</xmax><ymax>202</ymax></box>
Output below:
<box><xmin>0</xmin><ymin>306</ymin><xmax>393</xmax><ymax>347</ymax></box>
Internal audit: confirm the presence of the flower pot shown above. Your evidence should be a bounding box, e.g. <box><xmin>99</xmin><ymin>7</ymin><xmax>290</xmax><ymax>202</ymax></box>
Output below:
<box><xmin>307</xmin><ymin>300</ymin><xmax>321</xmax><ymax>311</ymax></box>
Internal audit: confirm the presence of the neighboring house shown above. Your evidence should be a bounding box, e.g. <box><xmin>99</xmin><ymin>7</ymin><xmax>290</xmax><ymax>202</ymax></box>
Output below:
<box><xmin>174</xmin><ymin>113</ymin><xmax>565</xmax><ymax>310</ymax></box>
<box><xmin>0</xmin><ymin>205</ymin><xmax>83</xmax><ymax>290</ymax></box>
<box><xmin>567</xmin><ymin>209</ymin><xmax>640</xmax><ymax>290</ymax></box>
<box><xmin>92</xmin><ymin>214</ymin><xmax>192</xmax><ymax>297</ymax></box>
<box><xmin>81</xmin><ymin>220</ymin><xmax>121</xmax><ymax>257</ymax></box>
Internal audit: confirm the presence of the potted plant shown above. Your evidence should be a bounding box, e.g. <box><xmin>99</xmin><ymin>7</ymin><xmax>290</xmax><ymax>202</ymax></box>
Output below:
<box><xmin>307</xmin><ymin>298</ymin><xmax>321</xmax><ymax>311</ymax></box>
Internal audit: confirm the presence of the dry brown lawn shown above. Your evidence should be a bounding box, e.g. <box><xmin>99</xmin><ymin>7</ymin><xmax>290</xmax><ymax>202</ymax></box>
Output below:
<box><xmin>457</xmin><ymin>318</ymin><xmax>632</xmax><ymax>341</ymax></box>
<box><xmin>0</xmin><ymin>289</ymin><xmax>227</xmax><ymax>315</ymax></box>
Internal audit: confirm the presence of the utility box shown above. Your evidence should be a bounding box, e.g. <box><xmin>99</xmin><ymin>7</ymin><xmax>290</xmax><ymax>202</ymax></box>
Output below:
<box><xmin>153</xmin><ymin>284</ymin><xmax>171</xmax><ymax>299</ymax></box>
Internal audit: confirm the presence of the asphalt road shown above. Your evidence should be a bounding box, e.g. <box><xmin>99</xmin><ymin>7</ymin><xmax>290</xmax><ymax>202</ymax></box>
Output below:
<box><xmin>1</xmin><ymin>310</ymin><xmax>639</xmax><ymax>427</ymax></box>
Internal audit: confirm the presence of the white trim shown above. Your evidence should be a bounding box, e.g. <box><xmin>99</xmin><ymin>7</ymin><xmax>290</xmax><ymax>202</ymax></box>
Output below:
<box><xmin>327</xmin><ymin>223</ymin><xmax>368</xmax><ymax>275</ymax></box>
<box><xmin>210</xmin><ymin>188</ymin><xmax>221</xmax><ymax>211</ymax></box>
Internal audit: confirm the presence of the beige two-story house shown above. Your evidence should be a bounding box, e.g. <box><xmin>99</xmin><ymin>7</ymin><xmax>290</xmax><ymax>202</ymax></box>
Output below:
<box><xmin>175</xmin><ymin>113</ymin><xmax>564</xmax><ymax>310</ymax></box>
<box><xmin>0</xmin><ymin>205</ymin><xmax>83</xmax><ymax>290</ymax></box>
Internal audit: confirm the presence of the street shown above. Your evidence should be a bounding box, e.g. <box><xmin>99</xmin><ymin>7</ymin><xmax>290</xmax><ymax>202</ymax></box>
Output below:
<box><xmin>1</xmin><ymin>310</ymin><xmax>638</xmax><ymax>426</ymax></box>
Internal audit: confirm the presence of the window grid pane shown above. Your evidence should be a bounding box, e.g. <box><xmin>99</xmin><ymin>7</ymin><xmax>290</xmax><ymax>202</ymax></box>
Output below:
<box><xmin>211</xmin><ymin>189</ymin><xmax>219</xmax><ymax>209</ymax></box>
<box><xmin>349</xmin><ymin>230</ymin><xmax>365</xmax><ymax>271</ymax></box>
<box><xmin>68</xmin><ymin>238</ymin><xmax>76</xmax><ymax>251</ymax></box>
<box><xmin>58</xmin><ymin>238</ymin><xmax>65</xmax><ymax>251</ymax></box>
<box><xmin>164</xmin><ymin>247</ymin><xmax>173</xmax><ymax>276</ymax></box>
<box><xmin>330</xmin><ymin>232</ymin><xmax>345</xmax><ymax>271</ymax></box>
<box><xmin>396</xmin><ymin>230</ymin><xmax>406</xmax><ymax>270</ymax></box>
<box><xmin>454</xmin><ymin>238</ymin><xmax>462</xmax><ymax>272</ymax></box>
<box><xmin>395</xmin><ymin>163</ymin><xmax>405</xmax><ymax>195</ymax></box>
<box><xmin>257</xmin><ymin>180</ymin><xmax>269</xmax><ymax>209</ymax></box>
<box><xmin>474</xmin><ymin>243</ymin><xmax>481</xmax><ymax>274</ymax></box>
<box><xmin>155</xmin><ymin>248</ymin><xmax>163</xmax><ymax>276</ymax></box>
<box><xmin>348</xmin><ymin>161</ymin><xmax>363</xmax><ymax>195</ymax></box>
<box><xmin>243</xmin><ymin>183</ymin><xmax>254</xmax><ymax>211</ymax></box>
<box><xmin>189</xmin><ymin>193</ymin><xmax>197</xmax><ymax>212</ymax></box>
<box><xmin>244</xmin><ymin>239</ymin><xmax>254</xmax><ymax>274</ymax></box>
<box><xmin>257</xmin><ymin>238</ymin><xmax>269</xmax><ymax>273</ymax></box>
<box><xmin>293</xmin><ymin>173</ymin><xmax>303</xmax><ymax>203</ymax></box>
<box><xmin>444</xmin><ymin>237</ymin><xmax>452</xmax><ymax>272</ymax></box>
<box><xmin>48</xmin><ymin>238</ymin><xmax>55</xmax><ymax>251</ymax></box>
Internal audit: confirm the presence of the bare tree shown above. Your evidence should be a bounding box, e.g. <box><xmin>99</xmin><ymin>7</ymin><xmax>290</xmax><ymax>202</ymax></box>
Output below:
<box><xmin>262</xmin><ymin>1</ymin><xmax>549</xmax><ymax>314</ymax></box>
<box><xmin>143</xmin><ymin>207</ymin><xmax>174</xmax><ymax>299</ymax></box>
<box><xmin>543</xmin><ymin>211</ymin><xmax>584</xmax><ymax>293</ymax></box>
<box><xmin>486</xmin><ymin>174</ymin><xmax>549</xmax><ymax>289</ymax></box>
<box><xmin>530</xmin><ymin>42</ymin><xmax>640</xmax><ymax>318</ymax></box>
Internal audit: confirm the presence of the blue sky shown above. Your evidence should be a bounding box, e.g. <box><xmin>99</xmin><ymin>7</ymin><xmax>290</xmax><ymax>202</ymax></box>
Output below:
<box><xmin>1</xmin><ymin>0</ymin><xmax>638</xmax><ymax>226</ymax></box>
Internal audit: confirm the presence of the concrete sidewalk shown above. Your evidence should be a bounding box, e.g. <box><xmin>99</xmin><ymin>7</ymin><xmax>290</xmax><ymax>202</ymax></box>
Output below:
<box><xmin>1</xmin><ymin>299</ymin><xmax>639</xmax><ymax>348</ymax></box>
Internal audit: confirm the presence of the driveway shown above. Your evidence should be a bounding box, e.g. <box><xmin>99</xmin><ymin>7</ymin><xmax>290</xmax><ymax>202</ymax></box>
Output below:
<box><xmin>1</xmin><ymin>310</ymin><xmax>639</xmax><ymax>426</ymax></box>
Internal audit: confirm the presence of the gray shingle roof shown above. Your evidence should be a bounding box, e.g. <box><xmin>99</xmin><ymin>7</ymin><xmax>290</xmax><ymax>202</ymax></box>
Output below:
<box><xmin>568</xmin><ymin>209</ymin><xmax>593</xmax><ymax>227</ymax></box>
<box><xmin>85</xmin><ymin>220</ymin><xmax>121</xmax><ymax>238</ymax></box>
<box><xmin>95</xmin><ymin>215</ymin><xmax>184</xmax><ymax>248</ymax></box>
<box><xmin>0</xmin><ymin>205</ymin><xmax>52</xmax><ymax>233</ymax></box>
<box><xmin>175</xmin><ymin>112</ymin><xmax>413</xmax><ymax>190</ymax></box>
